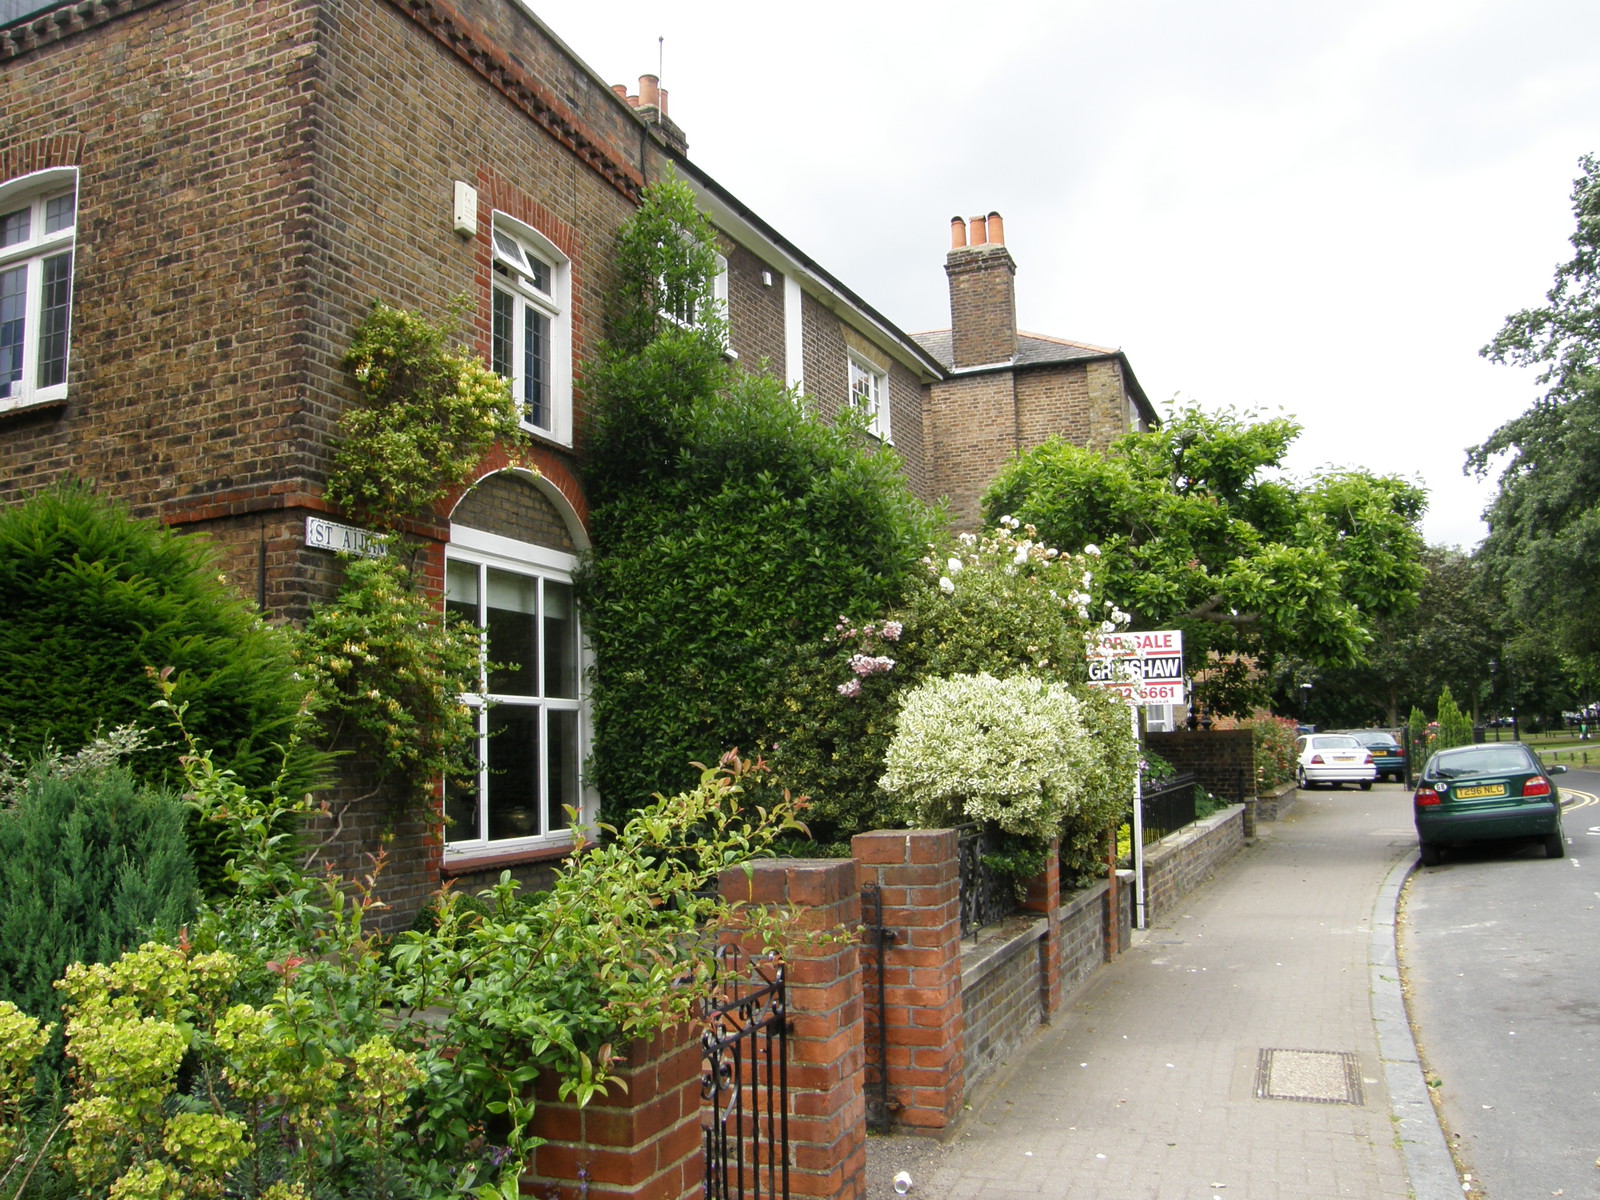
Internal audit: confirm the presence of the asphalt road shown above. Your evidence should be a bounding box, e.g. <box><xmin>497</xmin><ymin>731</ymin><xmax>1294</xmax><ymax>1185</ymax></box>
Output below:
<box><xmin>1399</xmin><ymin>767</ymin><xmax>1600</xmax><ymax>1199</ymax></box>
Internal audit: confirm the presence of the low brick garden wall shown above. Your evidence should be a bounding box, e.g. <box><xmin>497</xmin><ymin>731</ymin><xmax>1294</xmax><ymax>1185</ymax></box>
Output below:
<box><xmin>1255</xmin><ymin>781</ymin><xmax>1298</xmax><ymax>821</ymax></box>
<box><xmin>1141</xmin><ymin>803</ymin><xmax>1247</xmax><ymax>925</ymax></box>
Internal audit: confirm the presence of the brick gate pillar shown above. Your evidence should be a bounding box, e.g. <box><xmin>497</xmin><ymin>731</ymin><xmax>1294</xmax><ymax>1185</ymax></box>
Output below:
<box><xmin>719</xmin><ymin>858</ymin><xmax>866</xmax><ymax>1200</ymax></box>
<box><xmin>521</xmin><ymin>1023</ymin><xmax>702</xmax><ymax>1200</ymax></box>
<box><xmin>851</xmin><ymin>829</ymin><xmax>965</xmax><ymax>1130</ymax></box>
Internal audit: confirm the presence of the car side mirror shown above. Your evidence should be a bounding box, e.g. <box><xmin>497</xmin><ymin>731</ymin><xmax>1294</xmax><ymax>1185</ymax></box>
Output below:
<box><xmin>1548</xmin><ymin>764</ymin><xmax>1568</xmax><ymax>775</ymax></box>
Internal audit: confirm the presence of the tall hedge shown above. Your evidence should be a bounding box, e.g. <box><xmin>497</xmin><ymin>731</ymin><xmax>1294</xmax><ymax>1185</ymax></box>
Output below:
<box><xmin>0</xmin><ymin>485</ymin><xmax>317</xmax><ymax>803</ymax></box>
<box><xmin>580</xmin><ymin>180</ymin><xmax>939</xmax><ymax>814</ymax></box>
<box><xmin>0</xmin><ymin>766</ymin><xmax>197</xmax><ymax>1022</ymax></box>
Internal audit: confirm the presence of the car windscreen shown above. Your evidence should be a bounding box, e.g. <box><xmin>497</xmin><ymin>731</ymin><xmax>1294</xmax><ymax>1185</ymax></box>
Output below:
<box><xmin>1429</xmin><ymin>748</ymin><xmax>1534</xmax><ymax>778</ymax></box>
<box><xmin>1352</xmin><ymin>732</ymin><xmax>1398</xmax><ymax>748</ymax></box>
<box><xmin>1310</xmin><ymin>736</ymin><xmax>1361</xmax><ymax>749</ymax></box>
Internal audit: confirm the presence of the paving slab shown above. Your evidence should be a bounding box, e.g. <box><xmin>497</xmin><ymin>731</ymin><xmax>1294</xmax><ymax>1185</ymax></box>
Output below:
<box><xmin>867</xmin><ymin>785</ymin><xmax>1445</xmax><ymax>1200</ymax></box>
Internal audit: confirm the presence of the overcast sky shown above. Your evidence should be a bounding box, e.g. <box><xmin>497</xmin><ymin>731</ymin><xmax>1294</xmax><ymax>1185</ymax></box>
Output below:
<box><xmin>531</xmin><ymin>0</ymin><xmax>1600</xmax><ymax>551</ymax></box>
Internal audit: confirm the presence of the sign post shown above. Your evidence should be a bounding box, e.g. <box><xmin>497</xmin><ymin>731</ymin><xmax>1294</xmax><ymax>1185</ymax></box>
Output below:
<box><xmin>1085</xmin><ymin>629</ymin><xmax>1186</xmax><ymax>930</ymax></box>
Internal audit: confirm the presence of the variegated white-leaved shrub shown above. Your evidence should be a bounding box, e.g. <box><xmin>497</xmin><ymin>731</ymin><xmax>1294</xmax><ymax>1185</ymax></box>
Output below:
<box><xmin>879</xmin><ymin>672</ymin><xmax>1092</xmax><ymax>841</ymax></box>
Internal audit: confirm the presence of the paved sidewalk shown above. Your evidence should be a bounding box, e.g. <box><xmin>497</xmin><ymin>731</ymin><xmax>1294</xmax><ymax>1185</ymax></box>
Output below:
<box><xmin>869</xmin><ymin>786</ymin><xmax>1452</xmax><ymax>1200</ymax></box>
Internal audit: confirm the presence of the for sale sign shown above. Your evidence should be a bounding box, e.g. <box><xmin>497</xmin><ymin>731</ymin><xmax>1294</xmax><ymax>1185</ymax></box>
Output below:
<box><xmin>1086</xmin><ymin>629</ymin><xmax>1186</xmax><ymax>705</ymax></box>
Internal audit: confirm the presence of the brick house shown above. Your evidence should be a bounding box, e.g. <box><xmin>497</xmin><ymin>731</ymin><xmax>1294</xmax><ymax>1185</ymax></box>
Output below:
<box><xmin>0</xmin><ymin>0</ymin><xmax>1153</xmax><ymax>917</ymax></box>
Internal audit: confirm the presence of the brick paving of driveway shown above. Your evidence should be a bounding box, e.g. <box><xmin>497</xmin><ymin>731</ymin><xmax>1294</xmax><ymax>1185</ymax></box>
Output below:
<box><xmin>872</xmin><ymin>785</ymin><xmax>1432</xmax><ymax>1200</ymax></box>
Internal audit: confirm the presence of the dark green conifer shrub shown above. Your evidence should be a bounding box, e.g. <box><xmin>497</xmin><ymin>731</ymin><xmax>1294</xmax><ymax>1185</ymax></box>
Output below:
<box><xmin>0</xmin><ymin>766</ymin><xmax>197</xmax><ymax>1022</ymax></box>
<box><xmin>0</xmin><ymin>484</ymin><xmax>317</xmax><ymax>804</ymax></box>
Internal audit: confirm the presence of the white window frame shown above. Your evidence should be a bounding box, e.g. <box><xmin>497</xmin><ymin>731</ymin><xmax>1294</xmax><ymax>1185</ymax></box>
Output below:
<box><xmin>0</xmin><ymin>168</ymin><xmax>77</xmax><ymax>413</ymax></box>
<box><xmin>489</xmin><ymin>213</ymin><xmax>571</xmax><ymax>446</ymax></box>
<box><xmin>442</xmin><ymin>526</ymin><xmax>591</xmax><ymax>860</ymax></box>
<box><xmin>848</xmin><ymin>351</ymin><xmax>891</xmax><ymax>442</ymax></box>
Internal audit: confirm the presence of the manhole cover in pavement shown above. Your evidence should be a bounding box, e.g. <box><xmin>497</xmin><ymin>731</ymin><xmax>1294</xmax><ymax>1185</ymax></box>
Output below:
<box><xmin>1253</xmin><ymin>1049</ymin><xmax>1364</xmax><ymax>1105</ymax></box>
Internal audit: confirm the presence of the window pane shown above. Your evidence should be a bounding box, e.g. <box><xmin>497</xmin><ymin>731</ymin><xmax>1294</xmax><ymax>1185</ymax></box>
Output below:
<box><xmin>0</xmin><ymin>208</ymin><xmax>27</xmax><ymax>248</ymax></box>
<box><xmin>486</xmin><ymin>568</ymin><xmax>537</xmax><ymax>696</ymax></box>
<box><xmin>487</xmin><ymin>703</ymin><xmax>540</xmax><ymax>840</ymax></box>
<box><xmin>444</xmin><ymin>707</ymin><xmax>484</xmax><ymax>840</ymax></box>
<box><xmin>543</xmin><ymin>579</ymin><xmax>578</xmax><ymax>698</ymax></box>
<box><xmin>43</xmin><ymin>193</ymin><xmax>73</xmax><ymax>235</ymax></box>
<box><xmin>36</xmin><ymin>252</ymin><xmax>70</xmax><ymax>389</ymax></box>
<box><xmin>523</xmin><ymin>306</ymin><xmax>550</xmax><ymax>429</ymax></box>
<box><xmin>546</xmin><ymin>708</ymin><xmax>578</xmax><ymax>832</ymax></box>
<box><xmin>491</xmin><ymin>287</ymin><xmax>513</xmax><ymax>379</ymax></box>
<box><xmin>0</xmin><ymin>265</ymin><xmax>25</xmax><ymax>395</ymax></box>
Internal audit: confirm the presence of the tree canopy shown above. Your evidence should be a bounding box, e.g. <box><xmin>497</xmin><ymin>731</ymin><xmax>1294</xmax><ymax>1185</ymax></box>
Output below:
<box><xmin>982</xmin><ymin>405</ymin><xmax>1427</xmax><ymax>714</ymax></box>
<box><xmin>1471</xmin><ymin>153</ymin><xmax>1600</xmax><ymax>665</ymax></box>
<box><xmin>1274</xmin><ymin>545</ymin><xmax>1503</xmax><ymax>728</ymax></box>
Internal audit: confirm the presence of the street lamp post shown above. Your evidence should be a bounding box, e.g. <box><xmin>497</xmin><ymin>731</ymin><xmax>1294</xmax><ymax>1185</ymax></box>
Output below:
<box><xmin>1299</xmin><ymin>682</ymin><xmax>1313</xmax><ymax>728</ymax></box>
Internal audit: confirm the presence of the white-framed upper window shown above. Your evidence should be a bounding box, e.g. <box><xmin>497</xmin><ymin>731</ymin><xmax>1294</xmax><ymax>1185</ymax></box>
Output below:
<box><xmin>660</xmin><ymin>248</ymin><xmax>728</xmax><ymax>337</ymax></box>
<box><xmin>490</xmin><ymin>213</ymin><xmax>571</xmax><ymax>445</ymax></box>
<box><xmin>848</xmin><ymin>351</ymin><xmax>891</xmax><ymax>442</ymax></box>
<box><xmin>443</xmin><ymin>530</ymin><xmax>586</xmax><ymax>856</ymax></box>
<box><xmin>0</xmin><ymin>169</ymin><xmax>76</xmax><ymax>412</ymax></box>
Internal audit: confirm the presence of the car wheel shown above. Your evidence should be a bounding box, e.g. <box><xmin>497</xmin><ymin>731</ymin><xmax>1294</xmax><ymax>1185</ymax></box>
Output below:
<box><xmin>1360</xmin><ymin>781</ymin><xmax>1373</xmax><ymax>791</ymax></box>
<box><xmin>1296</xmin><ymin>767</ymin><xmax>1309</xmax><ymax>789</ymax></box>
<box><xmin>1545</xmin><ymin>830</ymin><xmax>1566</xmax><ymax>859</ymax></box>
<box><xmin>1418</xmin><ymin>842</ymin><xmax>1442</xmax><ymax>867</ymax></box>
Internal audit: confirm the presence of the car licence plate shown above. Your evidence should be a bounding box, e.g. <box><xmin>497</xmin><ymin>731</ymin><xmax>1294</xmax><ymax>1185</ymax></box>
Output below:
<box><xmin>1456</xmin><ymin>784</ymin><xmax>1507</xmax><ymax>799</ymax></box>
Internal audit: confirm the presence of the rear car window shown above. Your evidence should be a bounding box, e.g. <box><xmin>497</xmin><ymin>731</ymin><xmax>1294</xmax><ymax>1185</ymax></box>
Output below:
<box><xmin>1431</xmin><ymin>748</ymin><xmax>1534</xmax><ymax>777</ymax></box>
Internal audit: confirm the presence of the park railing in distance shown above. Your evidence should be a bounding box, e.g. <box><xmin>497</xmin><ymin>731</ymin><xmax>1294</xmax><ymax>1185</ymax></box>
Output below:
<box><xmin>955</xmin><ymin>823</ymin><xmax>1017</xmax><ymax>939</ymax></box>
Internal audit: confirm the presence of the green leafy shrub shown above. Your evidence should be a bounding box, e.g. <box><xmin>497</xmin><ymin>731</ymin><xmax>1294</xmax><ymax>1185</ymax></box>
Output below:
<box><xmin>581</xmin><ymin>179</ymin><xmax>939</xmax><ymax>815</ymax></box>
<box><xmin>759</xmin><ymin>521</ymin><xmax>1121</xmax><ymax>850</ymax></box>
<box><xmin>328</xmin><ymin>300</ymin><xmax>525</xmax><ymax>526</ymax></box>
<box><xmin>1213</xmin><ymin>713</ymin><xmax>1299</xmax><ymax>791</ymax></box>
<box><xmin>1060</xmin><ymin>684</ymin><xmax>1141</xmax><ymax>887</ymax></box>
<box><xmin>0</xmin><ymin>764</ymin><xmax>197</xmax><ymax>1026</ymax></box>
<box><xmin>0</xmin><ymin>721</ymin><xmax>811</xmax><ymax>1200</ymax></box>
<box><xmin>296</xmin><ymin>546</ymin><xmax>480</xmax><ymax>826</ymax></box>
<box><xmin>0</xmin><ymin>485</ymin><xmax>319</xmax><ymax>817</ymax></box>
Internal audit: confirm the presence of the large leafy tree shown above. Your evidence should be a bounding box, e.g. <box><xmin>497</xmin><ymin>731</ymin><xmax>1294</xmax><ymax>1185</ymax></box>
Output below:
<box><xmin>1274</xmin><ymin>545</ymin><xmax>1503</xmax><ymax>728</ymax></box>
<box><xmin>1471</xmin><ymin>153</ymin><xmax>1600</xmax><ymax>665</ymax></box>
<box><xmin>983</xmin><ymin>405</ymin><xmax>1426</xmax><ymax>714</ymax></box>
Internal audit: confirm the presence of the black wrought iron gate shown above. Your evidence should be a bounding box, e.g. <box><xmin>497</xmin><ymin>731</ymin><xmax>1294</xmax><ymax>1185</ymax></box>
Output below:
<box><xmin>701</xmin><ymin>946</ymin><xmax>790</xmax><ymax>1200</ymax></box>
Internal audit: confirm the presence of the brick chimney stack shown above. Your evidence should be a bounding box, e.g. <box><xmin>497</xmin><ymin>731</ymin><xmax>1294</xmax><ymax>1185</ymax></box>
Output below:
<box><xmin>614</xmin><ymin>74</ymin><xmax>688</xmax><ymax>155</ymax></box>
<box><xmin>945</xmin><ymin>211</ymin><xmax>1017</xmax><ymax>369</ymax></box>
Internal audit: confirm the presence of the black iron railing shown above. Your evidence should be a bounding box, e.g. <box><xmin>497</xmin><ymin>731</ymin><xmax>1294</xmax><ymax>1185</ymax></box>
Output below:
<box><xmin>955</xmin><ymin>823</ymin><xmax>1017</xmax><ymax>939</ymax></box>
<box><xmin>702</xmin><ymin>945</ymin><xmax>789</xmax><ymax>1200</ymax></box>
<box><xmin>1140</xmin><ymin>773</ymin><xmax>1199</xmax><ymax>844</ymax></box>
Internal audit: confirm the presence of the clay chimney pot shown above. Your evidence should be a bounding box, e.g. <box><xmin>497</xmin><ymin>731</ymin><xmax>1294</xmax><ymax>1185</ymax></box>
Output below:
<box><xmin>949</xmin><ymin>216</ymin><xmax>968</xmax><ymax>249</ymax></box>
<box><xmin>986</xmin><ymin>211</ymin><xmax>1005</xmax><ymax>246</ymax></box>
<box><xmin>638</xmin><ymin>74</ymin><xmax>660</xmax><ymax>109</ymax></box>
<box><xmin>969</xmin><ymin>214</ymin><xmax>989</xmax><ymax>245</ymax></box>
<box><xmin>658</xmin><ymin>86</ymin><xmax>669</xmax><ymax>115</ymax></box>
<box><xmin>612</xmin><ymin>83</ymin><xmax>628</xmax><ymax>99</ymax></box>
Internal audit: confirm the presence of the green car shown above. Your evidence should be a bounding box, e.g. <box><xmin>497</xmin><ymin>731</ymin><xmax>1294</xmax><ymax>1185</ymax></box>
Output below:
<box><xmin>1412</xmin><ymin>743</ymin><xmax>1567</xmax><ymax>866</ymax></box>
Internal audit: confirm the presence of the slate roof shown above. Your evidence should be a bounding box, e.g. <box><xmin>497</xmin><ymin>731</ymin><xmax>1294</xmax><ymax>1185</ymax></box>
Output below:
<box><xmin>910</xmin><ymin>328</ymin><xmax>1123</xmax><ymax>370</ymax></box>
<box><xmin>911</xmin><ymin>329</ymin><xmax>1157</xmax><ymax>425</ymax></box>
